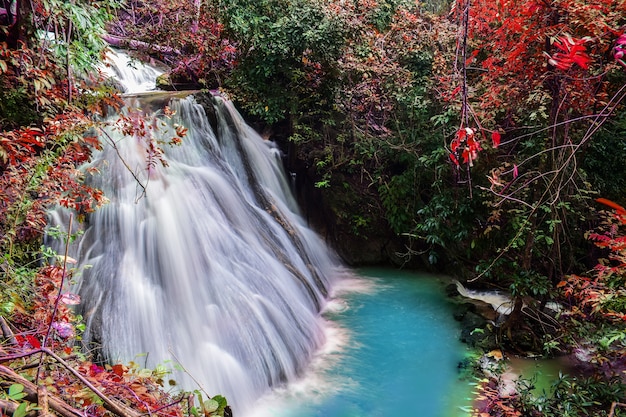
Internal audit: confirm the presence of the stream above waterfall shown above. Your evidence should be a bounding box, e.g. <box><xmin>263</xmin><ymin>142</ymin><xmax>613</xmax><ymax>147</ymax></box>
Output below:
<box><xmin>248</xmin><ymin>268</ymin><xmax>473</xmax><ymax>417</ymax></box>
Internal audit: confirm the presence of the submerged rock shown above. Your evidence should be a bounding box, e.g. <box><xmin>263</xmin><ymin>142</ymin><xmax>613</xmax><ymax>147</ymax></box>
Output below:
<box><xmin>459</xmin><ymin>311</ymin><xmax>498</xmax><ymax>350</ymax></box>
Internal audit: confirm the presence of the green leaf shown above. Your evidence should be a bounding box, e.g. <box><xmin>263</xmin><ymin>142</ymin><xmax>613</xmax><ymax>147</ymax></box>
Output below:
<box><xmin>12</xmin><ymin>402</ymin><xmax>28</xmax><ymax>417</ymax></box>
<box><xmin>213</xmin><ymin>395</ymin><xmax>227</xmax><ymax>405</ymax></box>
<box><xmin>8</xmin><ymin>384</ymin><xmax>26</xmax><ymax>401</ymax></box>
<box><xmin>1</xmin><ymin>301</ymin><xmax>15</xmax><ymax>314</ymax></box>
<box><xmin>203</xmin><ymin>399</ymin><xmax>219</xmax><ymax>413</ymax></box>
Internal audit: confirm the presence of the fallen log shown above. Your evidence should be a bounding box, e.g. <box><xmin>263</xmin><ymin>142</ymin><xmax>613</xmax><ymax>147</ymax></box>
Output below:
<box><xmin>102</xmin><ymin>34</ymin><xmax>181</xmax><ymax>56</ymax></box>
<box><xmin>0</xmin><ymin>365</ymin><xmax>83</xmax><ymax>417</ymax></box>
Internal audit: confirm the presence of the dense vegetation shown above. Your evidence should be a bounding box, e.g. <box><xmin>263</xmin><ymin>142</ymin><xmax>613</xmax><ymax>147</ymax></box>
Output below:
<box><xmin>1</xmin><ymin>0</ymin><xmax>625</xmax><ymax>416</ymax></box>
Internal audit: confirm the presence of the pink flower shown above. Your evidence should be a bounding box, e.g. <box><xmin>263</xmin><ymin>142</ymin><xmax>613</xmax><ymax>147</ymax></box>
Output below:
<box><xmin>52</xmin><ymin>321</ymin><xmax>75</xmax><ymax>338</ymax></box>
<box><xmin>60</xmin><ymin>293</ymin><xmax>81</xmax><ymax>305</ymax></box>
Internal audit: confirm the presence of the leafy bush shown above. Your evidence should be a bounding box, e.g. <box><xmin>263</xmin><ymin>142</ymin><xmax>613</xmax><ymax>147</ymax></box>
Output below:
<box><xmin>221</xmin><ymin>0</ymin><xmax>346</xmax><ymax>123</ymax></box>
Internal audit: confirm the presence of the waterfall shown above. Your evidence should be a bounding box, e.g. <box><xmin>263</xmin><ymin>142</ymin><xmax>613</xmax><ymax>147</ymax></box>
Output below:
<box><xmin>48</xmin><ymin>50</ymin><xmax>338</xmax><ymax>415</ymax></box>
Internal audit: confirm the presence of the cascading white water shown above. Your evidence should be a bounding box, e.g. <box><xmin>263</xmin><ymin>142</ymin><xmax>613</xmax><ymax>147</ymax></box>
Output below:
<box><xmin>48</xmin><ymin>50</ymin><xmax>338</xmax><ymax>415</ymax></box>
<box><xmin>99</xmin><ymin>49</ymin><xmax>164</xmax><ymax>94</ymax></box>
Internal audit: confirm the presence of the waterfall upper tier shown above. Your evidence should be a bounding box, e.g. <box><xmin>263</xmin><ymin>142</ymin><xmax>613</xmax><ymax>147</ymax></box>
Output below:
<box><xmin>100</xmin><ymin>48</ymin><xmax>164</xmax><ymax>94</ymax></box>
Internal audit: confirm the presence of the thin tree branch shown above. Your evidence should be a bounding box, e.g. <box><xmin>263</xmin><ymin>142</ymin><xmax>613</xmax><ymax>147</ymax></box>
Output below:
<box><xmin>98</xmin><ymin>126</ymin><xmax>148</xmax><ymax>200</ymax></box>
<box><xmin>42</xmin><ymin>348</ymin><xmax>140</xmax><ymax>417</ymax></box>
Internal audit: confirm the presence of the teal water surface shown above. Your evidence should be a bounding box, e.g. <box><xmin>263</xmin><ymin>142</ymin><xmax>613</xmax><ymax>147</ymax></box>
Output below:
<box><xmin>249</xmin><ymin>268</ymin><xmax>473</xmax><ymax>417</ymax></box>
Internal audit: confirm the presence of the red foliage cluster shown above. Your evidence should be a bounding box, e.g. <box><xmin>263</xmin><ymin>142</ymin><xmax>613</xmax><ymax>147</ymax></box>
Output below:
<box><xmin>0</xmin><ymin>41</ymin><xmax>117</xmax><ymax>250</ymax></box>
<box><xmin>0</xmin><ymin>118</ymin><xmax>108</xmax><ymax>245</ymax></box>
<box><xmin>0</xmin><ymin>127</ymin><xmax>45</xmax><ymax>165</ymax></box>
<box><xmin>169</xmin><ymin>17</ymin><xmax>237</xmax><ymax>87</ymax></box>
<box><xmin>7</xmin><ymin>264</ymin><xmax>83</xmax><ymax>351</ymax></box>
<box><xmin>441</xmin><ymin>0</ymin><xmax>626</xmax><ymax>170</ymax></box>
<box><xmin>449</xmin><ymin>127</ymin><xmax>501</xmax><ymax>167</ymax></box>
<box><xmin>107</xmin><ymin>0</ymin><xmax>237</xmax><ymax>88</ymax></box>
<box><xmin>449</xmin><ymin>127</ymin><xmax>480</xmax><ymax>166</ymax></box>
<box><xmin>559</xmin><ymin>198</ymin><xmax>626</xmax><ymax>322</ymax></box>
<box><xmin>545</xmin><ymin>35</ymin><xmax>592</xmax><ymax>71</ymax></box>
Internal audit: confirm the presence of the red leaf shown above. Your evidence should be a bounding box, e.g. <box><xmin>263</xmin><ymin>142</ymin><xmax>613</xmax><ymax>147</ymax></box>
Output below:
<box><xmin>548</xmin><ymin>36</ymin><xmax>592</xmax><ymax>70</ymax></box>
<box><xmin>491</xmin><ymin>131</ymin><xmax>501</xmax><ymax>148</ymax></box>
<box><xmin>112</xmin><ymin>364</ymin><xmax>127</xmax><ymax>377</ymax></box>
<box><xmin>60</xmin><ymin>293</ymin><xmax>80</xmax><ymax>305</ymax></box>
<box><xmin>462</xmin><ymin>148</ymin><xmax>470</xmax><ymax>163</ymax></box>
<box><xmin>26</xmin><ymin>335</ymin><xmax>41</xmax><ymax>349</ymax></box>
<box><xmin>450</xmin><ymin>138</ymin><xmax>460</xmax><ymax>152</ymax></box>
<box><xmin>596</xmin><ymin>198</ymin><xmax>626</xmax><ymax>214</ymax></box>
<box><xmin>90</xmin><ymin>363</ymin><xmax>105</xmax><ymax>376</ymax></box>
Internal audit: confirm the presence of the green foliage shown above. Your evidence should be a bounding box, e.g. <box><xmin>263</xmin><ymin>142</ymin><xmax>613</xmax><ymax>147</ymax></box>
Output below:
<box><xmin>222</xmin><ymin>0</ymin><xmax>345</xmax><ymax>123</ymax></box>
<box><xmin>0</xmin><ymin>86</ymin><xmax>39</xmax><ymax>129</ymax></box>
<box><xmin>6</xmin><ymin>384</ymin><xmax>27</xmax><ymax>401</ymax></box>
<box><xmin>582</xmin><ymin>112</ymin><xmax>626</xmax><ymax>205</ymax></box>
<box><xmin>412</xmin><ymin>190</ymin><xmax>478</xmax><ymax>265</ymax></box>
<box><xmin>0</xmin><ymin>263</ymin><xmax>36</xmax><ymax>316</ymax></box>
<box><xmin>365</xmin><ymin>0</ymin><xmax>405</xmax><ymax>31</ymax></box>
<box><xmin>36</xmin><ymin>0</ymin><xmax>120</xmax><ymax>74</ymax></box>
<box><xmin>510</xmin><ymin>270</ymin><xmax>550</xmax><ymax>298</ymax></box>
<box><xmin>597</xmin><ymin>328</ymin><xmax>626</xmax><ymax>352</ymax></box>
<box><xmin>379</xmin><ymin>170</ymin><xmax>416</xmax><ymax>234</ymax></box>
<box><xmin>190</xmin><ymin>391</ymin><xmax>229</xmax><ymax>417</ymax></box>
<box><xmin>514</xmin><ymin>372</ymin><xmax>626</xmax><ymax>417</ymax></box>
<box><xmin>420</xmin><ymin>0</ymin><xmax>453</xmax><ymax>15</ymax></box>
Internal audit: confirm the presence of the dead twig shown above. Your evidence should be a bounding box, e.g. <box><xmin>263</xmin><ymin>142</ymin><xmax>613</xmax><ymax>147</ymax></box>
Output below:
<box><xmin>0</xmin><ymin>346</ymin><xmax>140</xmax><ymax>417</ymax></box>
<box><xmin>0</xmin><ymin>316</ymin><xmax>17</xmax><ymax>346</ymax></box>
<box><xmin>42</xmin><ymin>348</ymin><xmax>141</xmax><ymax>417</ymax></box>
<box><xmin>609</xmin><ymin>402</ymin><xmax>626</xmax><ymax>417</ymax></box>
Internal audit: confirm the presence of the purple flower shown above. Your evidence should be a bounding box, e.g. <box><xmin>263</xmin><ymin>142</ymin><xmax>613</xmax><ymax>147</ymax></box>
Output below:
<box><xmin>52</xmin><ymin>321</ymin><xmax>75</xmax><ymax>338</ymax></box>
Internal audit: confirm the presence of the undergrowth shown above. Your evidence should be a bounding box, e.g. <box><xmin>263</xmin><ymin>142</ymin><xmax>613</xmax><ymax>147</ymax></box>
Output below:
<box><xmin>470</xmin><ymin>199</ymin><xmax>626</xmax><ymax>417</ymax></box>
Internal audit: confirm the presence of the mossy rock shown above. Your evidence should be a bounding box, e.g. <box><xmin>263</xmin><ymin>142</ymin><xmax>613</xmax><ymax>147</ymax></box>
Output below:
<box><xmin>156</xmin><ymin>73</ymin><xmax>174</xmax><ymax>91</ymax></box>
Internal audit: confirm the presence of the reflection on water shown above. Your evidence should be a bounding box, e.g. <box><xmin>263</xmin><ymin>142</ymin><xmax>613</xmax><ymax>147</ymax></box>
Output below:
<box><xmin>505</xmin><ymin>355</ymin><xmax>573</xmax><ymax>397</ymax></box>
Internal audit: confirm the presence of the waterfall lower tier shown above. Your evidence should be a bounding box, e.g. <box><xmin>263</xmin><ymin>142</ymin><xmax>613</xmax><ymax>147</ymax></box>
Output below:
<box><xmin>49</xmin><ymin>90</ymin><xmax>337</xmax><ymax>415</ymax></box>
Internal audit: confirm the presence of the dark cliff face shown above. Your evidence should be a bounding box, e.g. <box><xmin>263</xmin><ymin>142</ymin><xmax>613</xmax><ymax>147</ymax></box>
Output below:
<box><xmin>282</xmin><ymin>139</ymin><xmax>426</xmax><ymax>268</ymax></box>
<box><xmin>291</xmin><ymin>167</ymin><xmax>407</xmax><ymax>266</ymax></box>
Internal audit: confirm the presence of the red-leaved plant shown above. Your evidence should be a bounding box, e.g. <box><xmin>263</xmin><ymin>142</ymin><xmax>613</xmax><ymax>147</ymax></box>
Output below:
<box><xmin>561</xmin><ymin>198</ymin><xmax>626</xmax><ymax>323</ymax></box>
